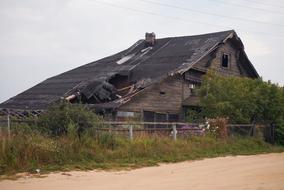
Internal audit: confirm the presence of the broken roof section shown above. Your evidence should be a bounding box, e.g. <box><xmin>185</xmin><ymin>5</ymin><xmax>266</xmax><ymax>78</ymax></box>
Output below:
<box><xmin>0</xmin><ymin>30</ymin><xmax>258</xmax><ymax>112</ymax></box>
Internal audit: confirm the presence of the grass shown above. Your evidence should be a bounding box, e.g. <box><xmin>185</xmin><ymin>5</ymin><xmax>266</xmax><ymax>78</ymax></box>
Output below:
<box><xmin>0</xmin><ymin>129</ymin><xmax>283</xmax><ymax>178</ymax></box>
<box><xmin>1</xmin><ymin>103</ymin><xmax>282</xmax><ymax>180</ymax></box>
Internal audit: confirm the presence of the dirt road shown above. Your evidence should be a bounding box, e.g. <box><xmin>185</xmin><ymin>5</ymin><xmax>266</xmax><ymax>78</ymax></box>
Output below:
<box><xmin>1</xmin><ymin>153</ymin><xmax>284</xmax><ymax>190</ymax></box>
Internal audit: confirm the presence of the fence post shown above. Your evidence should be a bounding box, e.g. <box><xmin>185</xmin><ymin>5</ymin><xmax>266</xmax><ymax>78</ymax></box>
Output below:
<box><xmin>108</xmin><ymin>124</ymin><xmax>112</xmax><ymax>134</ymax></box>
<box><xmin>172</xmin><ymin>124</ymin><xmax>177</xmax><ymax>141</ymax></box>
<box><xmin>129</xmin><ymin>125</ymin><xmax>133</xmax><ymax>141</ymax></box>
<box><xmin>250</xmin><ymin>124</ymin><xmax>255</xmax><ymax>137</ymax></box>
<box><xmin>7</xmin><ymin>111</ymin><xmax>11</xmax><ymax>140</ymax></box>
<box><xmin>0</xmin><ymin>120</ymin><xmax>2</xmax><ymax>152</ymax></box>
<box><xmin>0</xmin><ymin>120</ymin><xmax>2</xmax><ymax>137</ymax></box>
<box><xmin>271</xmin><ymin>124</ymin><xmax>275</xmax><ymax>144</ymax></box>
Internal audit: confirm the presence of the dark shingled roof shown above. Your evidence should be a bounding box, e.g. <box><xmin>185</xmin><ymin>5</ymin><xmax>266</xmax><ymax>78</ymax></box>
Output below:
<box><xmin>0</xmin><ymin>30</ymin><xmax>257</xmax><ymax>111</ymax></box>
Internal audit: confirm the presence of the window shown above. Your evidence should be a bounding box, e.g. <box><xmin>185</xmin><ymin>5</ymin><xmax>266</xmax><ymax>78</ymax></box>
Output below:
<box><xmin>221</xmin><ymin>54</ymin><xmax>229</xmax><ymax>68</ymax></box>
<box><xmin>117</xmin><ymin>111</ymin><xmax>135</xmax><ymax>117</ymax></box>
<box><xmin>188</xmin><ymin>83</ymin><xmax>195</xmax><ymax>90</ymax></box>
<box><xmin>189</xmin><ymin>83</ymin><xmax>195</xmax><ymax>93</ymax></box>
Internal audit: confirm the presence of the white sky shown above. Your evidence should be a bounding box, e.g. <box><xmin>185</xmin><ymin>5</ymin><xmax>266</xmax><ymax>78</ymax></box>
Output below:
<box><xmin>0</xmin><ymin>0</ymin><xmax>284</xmax><ymax>103</ymax></box>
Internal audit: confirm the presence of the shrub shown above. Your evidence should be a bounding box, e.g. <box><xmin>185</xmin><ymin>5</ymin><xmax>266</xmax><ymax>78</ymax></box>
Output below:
<box><xmin>197</xmin><ymin>71</ymin><xmax>284</xmax><ymax>145</ymax></box>
<box><xmin>207</xmin><ymin>117</ymin><xmax>228</xmax><ymax>138</ymax></box>
<box><xmin>37</xmin><ymin>102</ymin><xmax>103</xmax><ymax>136</ymax></box>
<box><xmin>275</xmin><ymin>120</ymin><xmax>284</xmax><ymax>145</ymax></box>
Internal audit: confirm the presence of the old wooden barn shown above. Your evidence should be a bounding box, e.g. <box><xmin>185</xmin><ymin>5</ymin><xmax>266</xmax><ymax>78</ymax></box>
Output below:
<box><xmin>0</xmin><ymin>30</ymin><xmax>259</xmax><ymax>122</ymax></box>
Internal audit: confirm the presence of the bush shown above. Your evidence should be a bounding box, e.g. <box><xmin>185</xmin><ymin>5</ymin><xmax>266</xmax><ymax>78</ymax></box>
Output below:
<box><xmin>207</xmin><ymin>117</ymin><xmax>228</xmax><ymax>138</ymax></box>
<box><xmin>37</xmin><ymin>102</ymin><xmax>103</xmax><ymax>136</ymax></box>
<box><xmin>275</xmin><ymin>120</ymin><xmax>284</xmax><ymax>145</ymax></box>
<box><xmin>197</xmin><ymin>71</ymin><xmax>284</xmax><ymax>145</ymax></box>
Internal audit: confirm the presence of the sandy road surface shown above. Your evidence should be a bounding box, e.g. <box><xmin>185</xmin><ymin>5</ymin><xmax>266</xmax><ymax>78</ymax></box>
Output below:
<box><xmin>1</xmin><ymin>153</ymin><xmax>284</xmax><ymax>190</ymax></box>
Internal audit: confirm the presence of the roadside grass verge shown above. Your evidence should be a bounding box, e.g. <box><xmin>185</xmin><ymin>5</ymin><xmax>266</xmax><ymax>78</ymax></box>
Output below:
<box><xmin>0</xmin><ymin>129</ymin><xmax>283</xmax><ymax>178</ymax></box>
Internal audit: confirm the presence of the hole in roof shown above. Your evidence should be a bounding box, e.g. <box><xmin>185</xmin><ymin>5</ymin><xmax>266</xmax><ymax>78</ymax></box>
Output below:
<box><xmin>116</xmin><ymin>54</ymin><xmax>135</xmax><ymax>65</ymax></box>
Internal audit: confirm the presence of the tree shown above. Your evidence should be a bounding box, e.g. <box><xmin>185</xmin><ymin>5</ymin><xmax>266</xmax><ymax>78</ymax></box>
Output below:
<box><xmin>194</xmin><ymin>71</ymin><xmax>284</xmax><ymax>144</ymax></box>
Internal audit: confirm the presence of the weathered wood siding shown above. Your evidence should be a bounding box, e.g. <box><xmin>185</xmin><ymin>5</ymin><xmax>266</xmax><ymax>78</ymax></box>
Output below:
<box><xmin>194</xmin><ymin>40</ymin><xmax>251</xmax><ymax>77</ymax></box>
<box><xmin>119</xmin><ymin>76</ymin><xmax>186</xmax><ymax>114</ymax></box>
<box><xmin>119</xmin><ymin>40</ymin><xmax>255</xmax><ymax>116</ymax></box>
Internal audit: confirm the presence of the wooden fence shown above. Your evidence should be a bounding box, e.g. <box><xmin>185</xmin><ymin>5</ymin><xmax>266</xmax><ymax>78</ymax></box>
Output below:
<box><xmin>0</xmin><ymin>117</ymin><xmax>274</xmax><ymax>142</ymax></box>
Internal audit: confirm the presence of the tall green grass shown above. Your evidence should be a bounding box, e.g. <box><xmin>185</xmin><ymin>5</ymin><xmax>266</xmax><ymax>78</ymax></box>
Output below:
<box><xmin>0</xmin><ymin>125</ymin><xmax>283</xmax><ymax>175</ymax></box>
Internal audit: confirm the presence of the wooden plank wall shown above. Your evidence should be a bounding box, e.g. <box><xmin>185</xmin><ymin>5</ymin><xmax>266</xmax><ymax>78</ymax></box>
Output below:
<box><xmin>119</xmin><ymin>76</ymin><xmax>187</xmax><ymax>114</ymax></box>
<box><xmin>194</xmin><ymin>40</ymin><xmax>251</xmax><ymax>77</ymax></box>
<box><xmin>119</xmin><ymin>39</ymin><xmax>254</xmax><ymax>118</ymax></box>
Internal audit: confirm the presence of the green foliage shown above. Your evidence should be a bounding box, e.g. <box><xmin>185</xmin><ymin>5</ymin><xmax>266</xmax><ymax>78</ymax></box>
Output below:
<box><xmin>37</xmin><ymin>102</ymin><xmax>104</xmax><ymax>136</ymax></box>
<box><xmin>94</xmin><ymin>132</ymin><xmax>119</xmax><ymax>149</ymax></box>
<box><xmin>0</xmin><ymin>129</ymin><xmax>282</xmax><ymax>175</ymax></box>
<box><xmin>185</xmin><ymin>108</ymin><xmax>204</xmax><ymax>123</ymax></box>
<box><xmin>275</xmin><ymin>120</ymin><xmax>284</xmax><ymax>145</ymax></box>
<box><xmin>196</xmin><ymin>71</ymin><xmax>284</xmax><ymax>144</ymax></box>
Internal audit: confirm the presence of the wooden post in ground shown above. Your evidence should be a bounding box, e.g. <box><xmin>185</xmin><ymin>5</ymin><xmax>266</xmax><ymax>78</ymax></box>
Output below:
<box><xmin>250</xmin><ymin>124</ymin><xmax>255</xmax><ymax>137</ymax></box>
<box><xmin>7</xmin><ymin>111</ymin><xmax>11</xmax><ymax>140</ymax></box>
<box><xmin>1</xmin><ymin>131</ymin><xmax>4</xmax><ymax>155</ymax></box>
<box><xmin>172</xmin><ymin>124</ymin><xmax>177</xmax><ymax>141</ymax></box>
<box><xmin>0</xmin><ymin>119</ymin><xmax>3</xmax><ymax>153</ymax></box>
<box><xmin>271</xmin><ymin>124</ymin><xmax>275</xmax><ymax>144</ymax></box>
<box><xmin>129</xmin><ymin>125</ymin><xmax>133</xmax><ymax>141</ymax></box>
<box><xmin>0</xmin><ymin>120</ymin><xmax>2</xmax><ymax>137</ymax></box>
<box><xmin>108</xmin><ymin>124</ymin><xmax>112</xmax><ymax>134</ymax></box>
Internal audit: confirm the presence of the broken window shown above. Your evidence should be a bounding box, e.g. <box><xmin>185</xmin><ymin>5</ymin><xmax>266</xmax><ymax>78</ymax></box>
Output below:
<box><xmin>116</xmin><ymin>111</ymin><xmax>141</xmax><ymax>121</ymax></box>
<box><xmin>143</xmin><ymin>111</ymin><xmax>155</xmax><ymax>122</ymax></box>
<box><xmin>117</xmin><ymin>111</ymin><xmax>135</xmax><ymax>117</ymax></box>
<box><xmin>143</xmin><ymin>111</ymin><xmax>179</xmax><ymax>128</ymax></box>
<box><xmin>155</xmin><ymin>113</ymin><xmax>168</xmax><ymax>128</ymax></box>
<box><xmin>168</xmin><ymin>114</ymin><xmax>179</xmax><ymax>122</ymax></box>
<box><xmin>188</xmin><ymin>83</ymin><xmax>195</xmax><ymax>94</ymax></box>
<box><xmin>221</xmin><ymin>54</ymin><xmax>229</xmax><ymax>68</ymax></box>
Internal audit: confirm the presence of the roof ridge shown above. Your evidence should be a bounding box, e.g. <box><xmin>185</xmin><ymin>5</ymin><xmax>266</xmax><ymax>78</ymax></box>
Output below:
<box><xmin>153</xmin><ymin>30</ymin><xmax>235</xmax><ymax>40</ymax></box>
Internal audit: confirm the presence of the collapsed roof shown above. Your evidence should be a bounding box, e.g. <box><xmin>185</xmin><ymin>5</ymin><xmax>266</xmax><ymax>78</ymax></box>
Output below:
<box><xmin>0</xmin><ymin>30</ymin><xmax>258</xmax><ymax>114</ymax></box>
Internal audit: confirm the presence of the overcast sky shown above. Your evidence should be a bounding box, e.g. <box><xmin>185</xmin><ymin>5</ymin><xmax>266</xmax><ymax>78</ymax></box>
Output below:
<box><xmin>0</xmin><ymin>0</ymin><xmax>284</xmax><ymax>103</ymax></box>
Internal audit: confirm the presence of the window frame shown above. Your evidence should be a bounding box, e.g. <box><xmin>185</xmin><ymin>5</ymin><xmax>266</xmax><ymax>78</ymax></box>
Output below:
<box><xmin>221</xmin><ymin>53</ymin><xmax>230</xmax><ymax>68</ymax></box>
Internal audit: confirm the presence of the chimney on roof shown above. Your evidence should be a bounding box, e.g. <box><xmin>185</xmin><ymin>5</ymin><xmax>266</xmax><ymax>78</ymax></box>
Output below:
<box><xmin>145</xmin><ymin>32</ymin><xmax>156</xmax><ymax>47</ymax></box>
